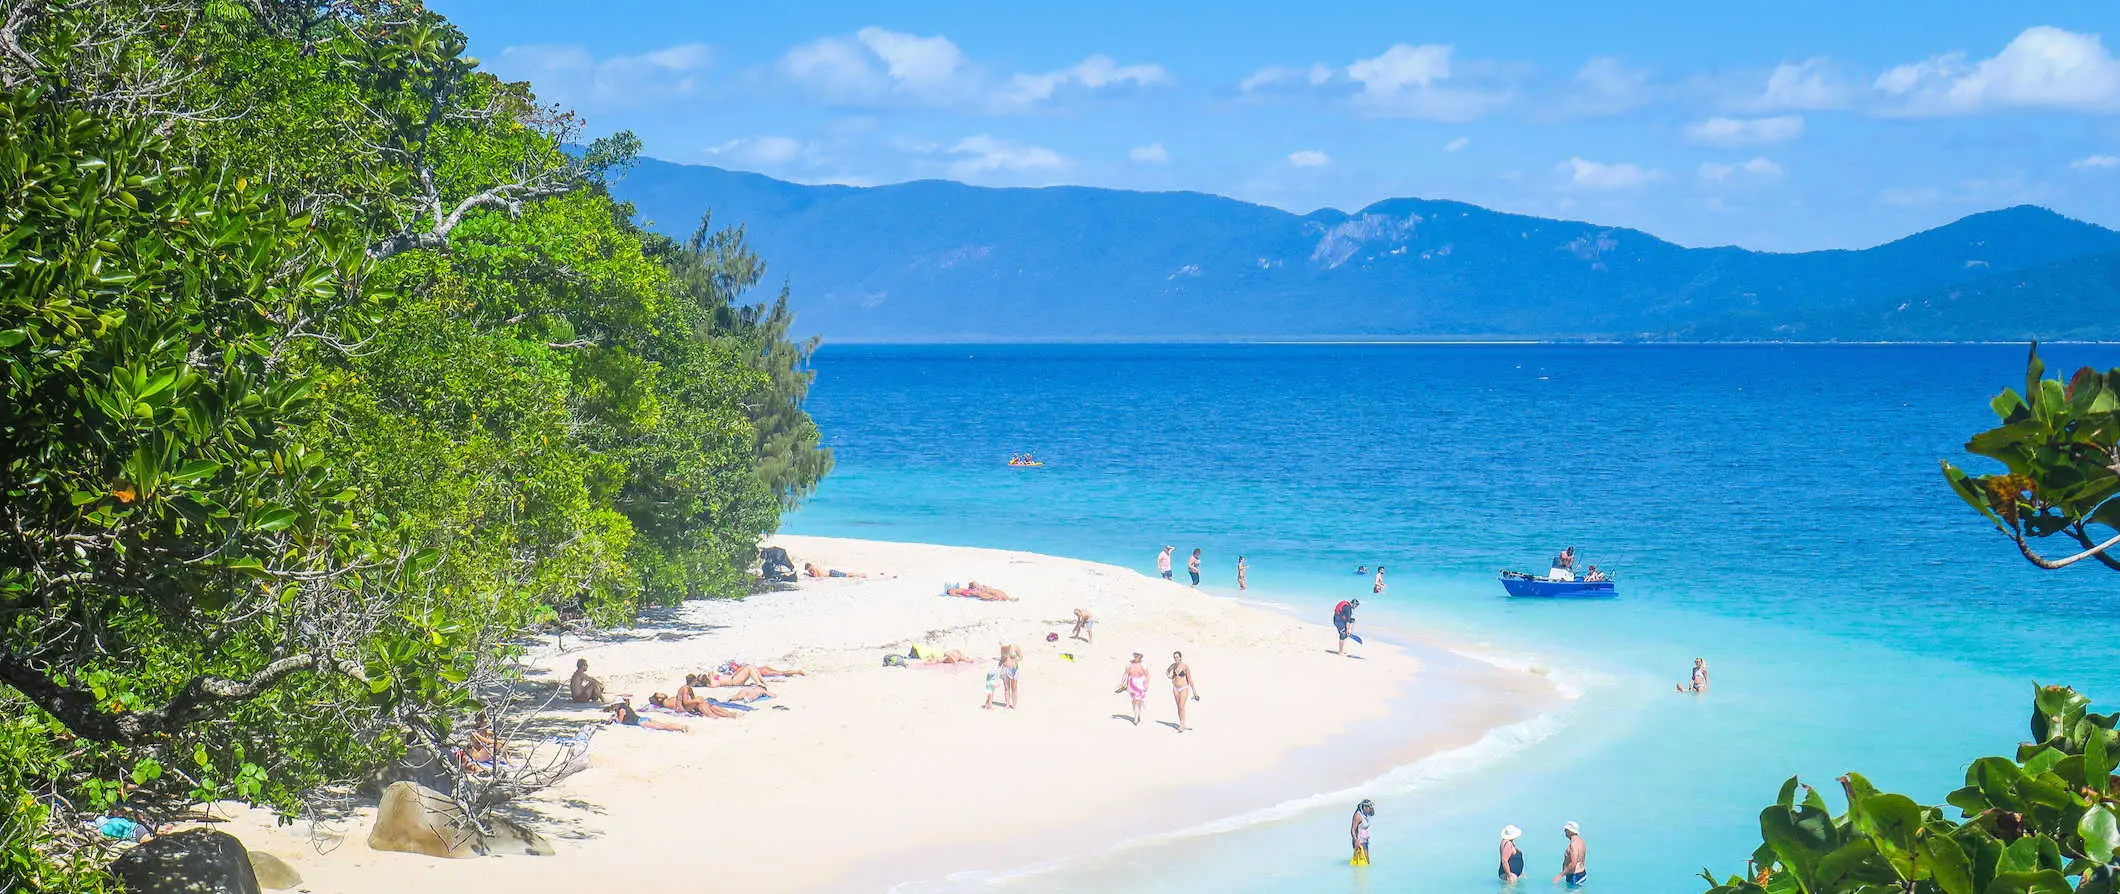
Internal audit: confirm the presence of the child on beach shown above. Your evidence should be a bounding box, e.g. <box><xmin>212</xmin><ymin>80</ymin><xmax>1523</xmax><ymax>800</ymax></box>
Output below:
<box><xmin>983</xmin><ymin>661</ymin><xmax>1003</xmax><ymax>709</ymax></box>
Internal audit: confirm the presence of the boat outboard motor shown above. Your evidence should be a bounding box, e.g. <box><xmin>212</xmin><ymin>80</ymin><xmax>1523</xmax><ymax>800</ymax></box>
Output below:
<box><xmin>759</xmin><ymin>546</ymin><xmax>796</xmax><ymax>582</ymax></box>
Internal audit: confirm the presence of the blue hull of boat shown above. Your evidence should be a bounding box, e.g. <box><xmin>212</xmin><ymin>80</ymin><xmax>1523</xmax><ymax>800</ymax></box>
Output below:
<box><xmin>1500</xmin><ymin>577</ymin><xmax>1617</xmax><ymax>598</ymax></box>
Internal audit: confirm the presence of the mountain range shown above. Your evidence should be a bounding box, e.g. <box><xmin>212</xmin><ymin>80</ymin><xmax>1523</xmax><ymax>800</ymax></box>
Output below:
<box><xmin>612</xmin><ymin>158</ymin><xmax>2120</xmax><ymax>342</ymax></box>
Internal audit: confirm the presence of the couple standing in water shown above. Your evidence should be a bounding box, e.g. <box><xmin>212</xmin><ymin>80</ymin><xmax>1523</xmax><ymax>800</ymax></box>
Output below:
<box><xmin>1350</xmin><ymin>809</ymin><xmax>1586</xmax><ymax>887</ymax></box>
<box><xmin>1116</xmin><ymin>651</ymin><xmax>1200</xmax><ymax>731</ymax></box>
<box><xmin>1156</xmin><ymin>545</ymin><xmax>1248</xmax><ymax>589</ymax></box>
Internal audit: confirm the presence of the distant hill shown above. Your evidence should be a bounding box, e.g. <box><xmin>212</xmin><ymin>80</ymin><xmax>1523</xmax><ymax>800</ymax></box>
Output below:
<box><xmin>612</xmin><ymin>158</ymin><xmax>2120</xmax><ymax>342</ymax></box>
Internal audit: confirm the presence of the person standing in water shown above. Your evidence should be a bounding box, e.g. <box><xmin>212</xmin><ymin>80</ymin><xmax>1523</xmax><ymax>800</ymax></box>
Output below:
<box><xmin>1115</xmin><ymin>653</ymin><xmax>1150</xmax><ymax>725</ymax></box>
<box><xmin>1349</xmin><ymin>799</ymin><xmax>1375</xmax><ymax>866</ymax></box>
<box><xmin>1372</xmin><ymin>565</ymin><xmax>1387</xmax><ymax>595</ymax></box>
<box><xmin>1167</xmin><ymin>651</ymin><xmax>1200</xmax><ymax>732</ymax></box>
<box><xmin>1157</xmin><ymin>545</ymin><xmax>1174</xmax><ymax>580</ymax></box>
<box><xmin>1236</xmin><ymin>555</ymin><xmax>1248</xmax><ymax>590</ymax></box>
<box><xmin>1677</xmin><ymin>657</ymin><xmax>1709</xmax><ymax>693</ymax></box>
<box><xmin>1553</xmin><ymin>822</ymin><xmax>1587</xmax><ymax>887</ymax></box>
<box><xmin>1498</xmin><ymin>825</ymin><xmax>1525</xmax><ymax>882</ymax></box>
<box><xmin>1187</xmin><ymin>548</ymin><xmax>1202</xmax><ymax>586</ymax></box>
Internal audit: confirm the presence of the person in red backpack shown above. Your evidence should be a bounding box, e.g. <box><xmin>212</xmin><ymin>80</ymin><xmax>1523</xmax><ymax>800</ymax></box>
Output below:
<box><xmin>1332</xmin><ymin>598</ymin><xmax>1361</xmax><ymax>655</ymax></box>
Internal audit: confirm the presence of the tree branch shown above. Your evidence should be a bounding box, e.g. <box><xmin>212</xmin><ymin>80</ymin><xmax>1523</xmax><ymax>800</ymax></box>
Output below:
<box><xmin>0</xmin><ymin>650</ymin><xmax>367</xmax><ymax>744</ymax></box>
<box><xmin>2011</xmin><ymin>529</ymin><xmax>2120</xmax><ymax>571</ymax></box>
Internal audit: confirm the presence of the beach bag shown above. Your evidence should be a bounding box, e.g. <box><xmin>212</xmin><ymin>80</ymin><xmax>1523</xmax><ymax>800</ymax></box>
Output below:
<box><xmin>883</xmin><ymin>653</ymin><xmax>907</xmax><ymax>667</ymax></box>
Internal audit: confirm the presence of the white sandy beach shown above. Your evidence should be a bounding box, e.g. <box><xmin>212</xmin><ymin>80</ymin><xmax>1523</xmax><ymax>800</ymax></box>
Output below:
<box><xmin>209</xmin><ymin>536</ymin><xmax>1559</xmax><ymax>892</ymax></box>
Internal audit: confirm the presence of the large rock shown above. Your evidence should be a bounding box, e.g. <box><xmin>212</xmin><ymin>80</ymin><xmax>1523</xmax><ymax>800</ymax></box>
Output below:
<box><xmin>112</xmin><ymin>828</ymin><xmax>261</xmax><ymax>894</ymax></box>
<box><xmin>365</xmin><ymin>781</ymin><xmax>554</xmax><ymax>859</ymax></box>
<box><xmin>246</xmin><ymin>850</ymin><xmax>302</xmax><ymax>890</ymax></box>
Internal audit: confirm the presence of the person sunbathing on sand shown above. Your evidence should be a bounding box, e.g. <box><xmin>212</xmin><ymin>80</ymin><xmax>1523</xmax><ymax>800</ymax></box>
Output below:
<box><xmin>804</xmin><ymin>562</ymin><xmax>869</xmax><ymax>579</ymax></box>
<box><xmin>701</xmin><ymin>664</ymin><xmax>773</xmax><ymax>689</ymax></box>
<box><xmin>686</xmin><ymin>674</ymin><xmax>771</xmax><ymax>705</ymax></box>
<box><xmin>654</xmin><ymin>685</ymin><xmax>743</xmax><ymax>719</ymax></box>
<box><xmin>723</xmin><ymin>660</ymin><xmax>804</xmax><ymax>679</ymax></box>
<box><xmin>608</xmin><ymin>698</ymin><xmax>686</xmax><ymax>732</ymax></box>
<box><xmin>921</xmin><ymin>648</ymin><xmax>975</xmax><ymax>665</ymax></box>
<box><xmin>946</xmin><ymin>581</ymin><xmax>1015</xmax><ymax>601</ymax></box>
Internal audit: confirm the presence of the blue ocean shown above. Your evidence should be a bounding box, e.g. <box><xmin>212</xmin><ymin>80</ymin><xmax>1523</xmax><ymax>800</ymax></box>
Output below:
<box><xmin>783</xmin><ymin>344</ymin><xmax>2120</xmax><ymax>893</ymax></box>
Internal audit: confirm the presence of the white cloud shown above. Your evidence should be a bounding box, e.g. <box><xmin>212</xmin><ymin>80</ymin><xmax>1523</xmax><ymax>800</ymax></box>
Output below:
<box><xmin>1129</xmin><ymin>142</ymin><xmax>1170</xmax><ymax>164</ymax></box>
<box><xmin>1566</xmin><ymin>56</ymin><xmax>1651</xmax><ymax>116</ymax></box>
<box><xmin>1288</xmin><ymin>150</ymin><xmax>1332</xmax><ymax>168</ymax></box>
<box><xmin>1685</xmin><ymin>115</ymin><xmax>1804</xmax><ymax>146</ymax></box>
<box><xmin>1345</xmin><ymin>43</ymin><xmax>1513</xmax><ymax>121</ymax></box>
<box><xmin>495</xmin><ymin>42</ymin><xmax>713</xmax><ymax>109</ymax></box>
<box><xmin>1877</xmin><ymin>26</ymin><xmax>2120</xmax><ymax>114</ymax></box>
<box><xmin>855</xmin><ymin>26</ymin><xmax>964</xmax><ymax>90</ymax></box>
<box><xmin>1755</xmin><ymin>58</ymin><xmax>1847</xmax><ymax>110</ymax></box>
<box><xmin>2073</xmin><ymin>154</ymin><xmax>2120</xmax><ymax>170</ymax></box>
<box><xmin>1699</xmin><ymin>157</ymin><xmax>1785</xmax><ymax>183</ymax></box>
<box><xmin>1443</xmin><ymin>137</ymin><xmax>1470</xmax><ymax>152</ymax></box>
<box><xmin>1007</xmin><ymin>54</ymin><xmax>1170</xmax><ymax>105</ymax></box>
<box><xmin>1558</xmin><ymin>157</ymin><xmax>1659</xmax><ymax>190</ymax></box>
<box><xmin>948</xmin><ymin>134</ymin><xmax>1068</xmax><ymax>177</ymax></box>
<box><xmin>1237</xmin><ymin>63</ymin><xmax>1337</xmax><ymax>96</ymax></box>
<box><xmin>706</xmin><ymin>136</ymin><xmax>807</xmax><ymax>166</ymax></box>
<box><xmin>781</xmin><ymin>37</ymin><xmax>885</xmax><ymax>100</ymax></box>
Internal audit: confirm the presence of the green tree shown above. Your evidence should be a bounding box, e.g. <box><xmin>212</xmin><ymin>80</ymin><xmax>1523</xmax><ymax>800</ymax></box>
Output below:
<box><xmin>1705</xmin><ymin>346</ymin><xmax>2120</xmax><ymax>894</ymax></box>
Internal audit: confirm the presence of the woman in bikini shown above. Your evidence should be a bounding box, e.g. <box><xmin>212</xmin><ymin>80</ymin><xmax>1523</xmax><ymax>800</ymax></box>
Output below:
<box><xmin>1236</xmin><ymin>555</ymin><xmax>1248</xmax><ymax>590</ymax></box>
<box><xmin>608</xmin><ymin>698</ymin><xmax>687</xmax><ymax>732</ymax></box>
<box><xmin>1167</xmin><ymin>651</ymin><xmax>1201</xmax><ymax>732</ymax></box>
<box><xmin>999</xmin><ymin>642</ymin><xmax>1022</xmax><ymax>708</ymax></box>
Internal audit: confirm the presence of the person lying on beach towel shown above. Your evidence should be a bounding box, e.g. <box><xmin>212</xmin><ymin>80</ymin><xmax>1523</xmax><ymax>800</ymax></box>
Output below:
<box><xmin>804</xmin><ymin>562</ymin><xmax>870</xmax><ymax>578</ymax></box>
<box><xmin>608</xmin><ymin>698</ymin><xmax>686</xmax><ymax>732</ymax></box>
<box><xmin>653</xmin><ymin>685</ymin><xmax>744</xmax><ymax>718</ymax></box>
<box><xmin>719</xmin><ymin>660</ymin><xmax>805</xmax><ymax>679</ymax></box>
<box><xmin>910</xmin><ymin>644</ymin><xmax>974</xmax><ymax>665</ymax></box>
<box><xmin>688</xmin><ymin>674</ymin><xmax>774</xmax><ymax>703</ymax></box>
<box><xmin>944</xmin><ymin>581</ymin><xmax>1016</xmax><ymax>601</ymax></box>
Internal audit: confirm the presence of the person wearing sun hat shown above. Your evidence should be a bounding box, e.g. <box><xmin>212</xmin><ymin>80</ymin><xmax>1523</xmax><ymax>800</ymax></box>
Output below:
<box><xmin>1498</xmin><ymin>824</ymin><xmax>1525</xmax><ymax>882</ymax></box>
<box><xmin>1553</xmin><ymin>821</ymin><xmax>1587</xmax><ymax>887</ymax></box>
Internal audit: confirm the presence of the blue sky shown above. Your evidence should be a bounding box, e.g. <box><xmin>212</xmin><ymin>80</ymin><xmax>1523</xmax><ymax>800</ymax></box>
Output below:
<box><xmin>434</xmin><ymin>0</ymin><xmax>2120</xmax><ymax>251</ymax></box>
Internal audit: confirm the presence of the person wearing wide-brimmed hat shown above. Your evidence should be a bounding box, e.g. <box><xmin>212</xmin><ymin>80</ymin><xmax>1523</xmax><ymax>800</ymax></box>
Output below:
<box><xmin>1498</xmin><ymin>824</ymin><xmax>1525</xmax><ymax>882</ymax></box>
<box><xmin>1553</xmin><ymin>821</ymin><xmax>1587</xmax><ymax>886</ymax></box>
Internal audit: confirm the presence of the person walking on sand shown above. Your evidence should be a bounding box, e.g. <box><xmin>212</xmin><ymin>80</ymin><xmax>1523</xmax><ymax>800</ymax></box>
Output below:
<box><xmin>1187</xmin><ymin>548</ymin><xmax>1202</xmax><ymax>586</ymax></box>
<box><xmin>1676</xmin><ymin>657</ymin><xmax>1709</xmax><ymax>694</ymax></box>
<box><xmin>1000</xmin><ymin>642</ymin><xmax>1022</xmax><ymax>709</ymax></box>
<box><xmin>1116</xmin><ymin>653</ymin><xmax>1150</xmax><ymax>725</ymax></box>
<box><xmin>1349</xmin><ymin>799</ymin><xmax>1375</xmax><ymax>866</ymax></box>
<box><xmin>1167</xmin><ymin>651</ymin><xmax>1201</xmax><ymax>732</ymax></box>
<box><xmin>1499</xmin><ymin>825</ymin><xmax>1525</xmax><ymax>883</ymax></box>
<box><xmin>1332</xmin><ymin>598</ymin><xmax>1361</xmax><ymax>655</ymax></box>
<box><xmin>1372</xmin><ymin>565</ymin><xmax>1387</xmax><ymax>596</ymax></box>
<box><xmin>1236</xmin><ymin>555</ymin><xmax>1248</xmax><ymax>590</ymax></box>
<box><xmin>1553</xmin><ymin>822</ymin><xmax>1587</xmax><ymax>887</ymax></box>
<box><xmin>1157</xmin><ymin>545</ymin><xmax>1175</xmax><ymax>580</ymax></box>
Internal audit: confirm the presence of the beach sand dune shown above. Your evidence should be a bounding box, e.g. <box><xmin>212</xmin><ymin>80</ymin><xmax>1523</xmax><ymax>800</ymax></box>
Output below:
<box><xmin>213</xmin><ymin>536</ymin><xmax>1553</xmax><ymax>892</ymax></box>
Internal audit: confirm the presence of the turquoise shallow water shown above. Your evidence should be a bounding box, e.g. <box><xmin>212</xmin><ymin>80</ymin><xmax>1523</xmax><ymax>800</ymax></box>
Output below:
<box><xmin>783</xmin><ymin>343</ymin><xmax>2120</xmax><ymax>893</ymax></box>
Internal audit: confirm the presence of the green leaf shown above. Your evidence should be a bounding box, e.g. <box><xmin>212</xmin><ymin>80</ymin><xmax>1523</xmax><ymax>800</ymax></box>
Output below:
<box><xmin>1983</xmin><ymin>869</ymin><xmax>2072</xmax><ymax>894</ymax></box>
<box><xmin>1863</xmin><ymin>793</ymin><xmax>1923</xmax><ymax>851</ymax></box>
<box><xmin>252</xmin><ymin>507</ymin><xmax>299</xmax><ymax>532</ymax></box>
<box><xmin>0</xmin><ymin>328</ymin><xmax>25</xmax><ymax>347</ymax></box>
<box><xmin>2081</xmin><ymin>804</ymin><xmax>2120</xmax><ymax>865</ymax></box>
<box><xmin>1924</xmin><ymin>835</ymin><xmax>1975</xmax><ymax>894</ymax></box>
<box><xmin>1997</xmin><ymin>836</ymin><xmax>2039</xmax><ymax>874</ymax></box>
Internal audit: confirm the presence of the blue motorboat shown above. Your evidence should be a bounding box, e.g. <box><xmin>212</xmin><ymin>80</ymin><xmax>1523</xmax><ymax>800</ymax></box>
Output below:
<box><xmin>1499</xmin><ymin>571</ymin><xmax>1617</xmax><ymax>598</ymax></box>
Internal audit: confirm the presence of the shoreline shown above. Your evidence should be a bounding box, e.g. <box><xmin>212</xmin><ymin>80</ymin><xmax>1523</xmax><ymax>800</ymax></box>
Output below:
<box><xmin>208</xmin><ymin>535</ymin><xmax>1563</xmax><ymax>893</ymax></box>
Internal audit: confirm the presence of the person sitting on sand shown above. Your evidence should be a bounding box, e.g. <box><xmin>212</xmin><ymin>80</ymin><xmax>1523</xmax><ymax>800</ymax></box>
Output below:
<box><xmin>945</xmin><ymin>581</ymin><xmax>1015</xmax><ymax>601</ymax></box>
<box><xmin>461</xmin><ymin>711</ymin><xmax>501</xmax><ymax>773</ymax></box>
<box><xmin>1676</xmin><ymin>658</ymin><xmax>1708</xmax><ymax>694</ymax></box>
<box><xmin>608</xmin><ymin>698</ymin><xmax>686</xmax><ymax>732</ymax></box>
<box><xmin>804</xmin><ymin>562</ymin><xmax>869</xmax><ymax>579</ymax></box>
<box><xmin>1070</xmin><ymin>608</ymin><xmax>1095</xmax><ymax>643</ymax></box>
<box><xmin>568</xmin><ymin>658</ymin><xmax>605</xmax><ymax>703</ymax></box>
<box><xmin>1115</xmin><ymin>653</ymin><xmax>1150</xmax><ymax>725</ymax></box>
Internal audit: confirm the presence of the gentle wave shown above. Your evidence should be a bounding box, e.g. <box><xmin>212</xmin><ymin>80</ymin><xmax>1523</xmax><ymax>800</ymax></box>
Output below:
<box><xmin>888</xmin><ymin>709</ymin><xmax>1571</xmax><ymax>892</ymax></box>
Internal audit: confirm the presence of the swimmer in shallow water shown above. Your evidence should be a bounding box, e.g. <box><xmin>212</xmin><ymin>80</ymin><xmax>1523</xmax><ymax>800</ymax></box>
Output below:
<box><xmin>1676</xmin><ymin>658</ymin><xmax>1708</xmax><ymax>693</ymax></box>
